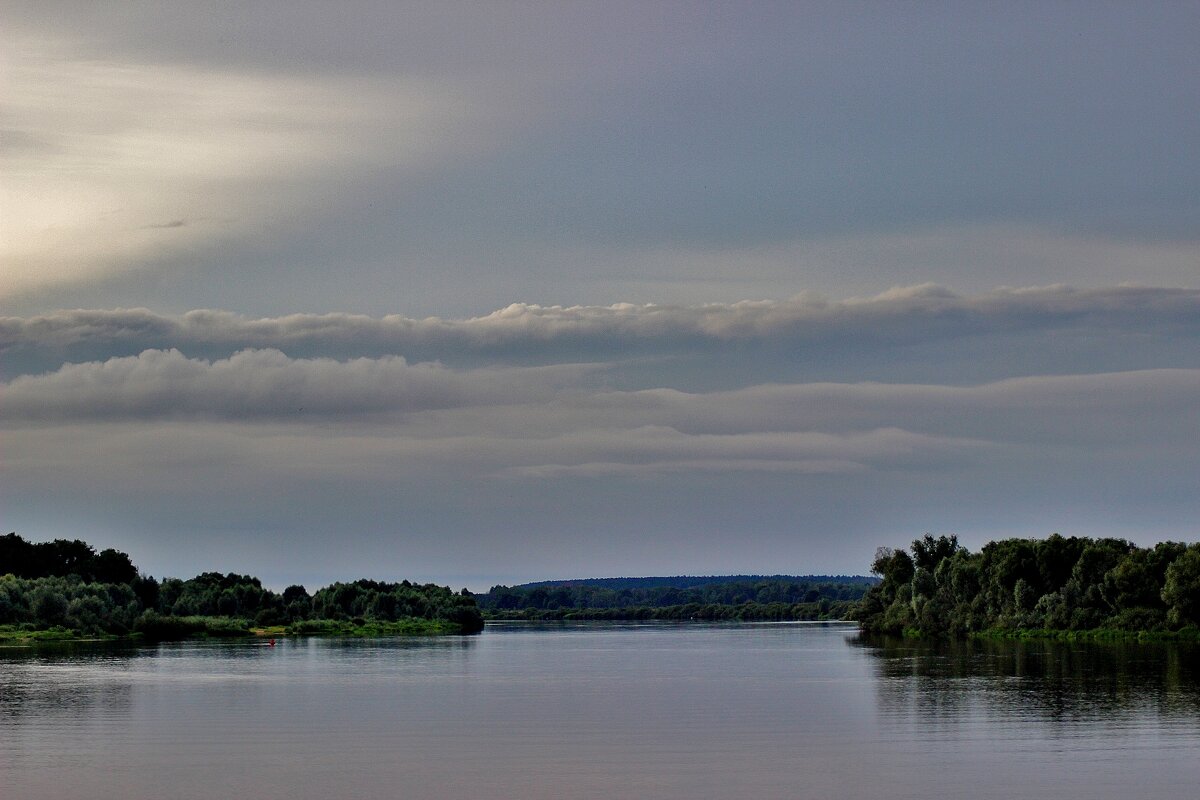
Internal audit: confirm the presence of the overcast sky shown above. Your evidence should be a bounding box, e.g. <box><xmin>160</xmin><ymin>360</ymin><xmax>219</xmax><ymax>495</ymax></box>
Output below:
<box><xmin>2</xmin><ymin>2</ymin><xmax>1197</xmax><ymax>590</ymax></box>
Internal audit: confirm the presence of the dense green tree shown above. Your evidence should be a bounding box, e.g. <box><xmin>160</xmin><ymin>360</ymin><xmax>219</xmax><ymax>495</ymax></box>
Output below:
<box><xmin>0</xmin><ymin>532</ymin><xmax>483</xmax><ymax>638</ymax></box>
<box><xmin>282</xmin><ymin>584</ymin><xmax>310</xmax><ymax>604</ymax></box>
<box><xmin>31</xmin><ymin>585</ymin><xmax>68</xmax><ymax>626</ymax></box>
<box><xmin>911</xmin><ymin>534</ymin><xmax>962</xmax><ymax>572</ymax></box>
<box><xmin>92</xmin><ymin>548</ymin><xmax>138</xmax><ymax>584</ymax></box>
<box><xmin>0</xmin><ymin>533</ymin><xmax>137</xmax><ymax>583</ymax></box>
<box><xmin>859</xmin><ymin>534</ymin><xmax>1200</xmax><ymax>638</ymax></box>
<box><xmin>1163</xmin><ymin>544</ymin><xmax>1200</xmax><ymax>627</ymax></box>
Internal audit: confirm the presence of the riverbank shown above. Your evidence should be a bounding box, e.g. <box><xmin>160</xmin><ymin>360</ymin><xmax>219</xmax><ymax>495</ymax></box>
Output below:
<box><xmin>966</xmin><ymin>626</ymin><xmax>1200</xmax><ymax>643</ymax></box>
<box><xmin>0</xmin><ymin>624</ymin><xmax>121</xmax><ymax>644</ymax></box>
<box><xmin>0</xmin><ymin>616</ymin><xmax>480</xmax><ymax>645</ymax></box>
<box><xmin>881</xmin><ymin>623</ymin><xmax>1200</xmax><ymax>643</ymax></box>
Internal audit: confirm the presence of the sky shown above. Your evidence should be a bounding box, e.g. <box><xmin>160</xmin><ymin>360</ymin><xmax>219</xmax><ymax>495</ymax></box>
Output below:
<box><xmin>1</xmin><ymin>1</ymin><xmax>1197</xmax><ymax>590</ymax></box>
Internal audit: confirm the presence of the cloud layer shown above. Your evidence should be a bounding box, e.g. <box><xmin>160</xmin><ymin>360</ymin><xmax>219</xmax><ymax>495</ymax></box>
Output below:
<box><xmin>1</xmin><ymin>348</ymin><xmax>590</xmax><ymax>421</ymax></box>
<box><xmin>5</xmin><ymin>285</ymin><xmax>1198</xmax><ymax>383</ymax></box>
<box><xmin>4</xmin><ymin>1</ymin><xmax>1197</xmax><ymax>586</ymax></box>
<box><xmin>3</xmin><ymin>290</ymin><xmax>1196</xmax><ymax>586</ymax></box>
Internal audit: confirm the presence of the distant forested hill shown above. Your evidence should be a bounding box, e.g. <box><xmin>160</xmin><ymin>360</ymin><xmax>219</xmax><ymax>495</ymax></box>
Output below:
<box><xmin>512</xmin><ymin>575</ymin><xmax>878</xmax><ymax>590</ymax></box>
<box><xmin>478</xmin><ymin>574</ymin><xmax>876</xmax><ymax>620</ymax></box>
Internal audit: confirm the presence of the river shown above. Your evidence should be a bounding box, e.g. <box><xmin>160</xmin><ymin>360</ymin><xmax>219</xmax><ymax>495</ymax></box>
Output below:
<box><xmin>2</xmin><ymin>621</ymin><xmax>1198</xmax><ymax>799</ymax></box>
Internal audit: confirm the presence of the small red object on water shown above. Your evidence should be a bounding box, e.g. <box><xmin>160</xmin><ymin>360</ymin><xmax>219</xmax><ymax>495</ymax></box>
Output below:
<box><xmin>268</xmin><ymin>639</ymin><xmax>275</xmax><ymax>646</ymax></box>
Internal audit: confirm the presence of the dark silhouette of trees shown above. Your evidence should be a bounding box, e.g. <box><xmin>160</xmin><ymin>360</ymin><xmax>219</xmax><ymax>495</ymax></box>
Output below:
<box><xmin>477</xmin><ymin>576</ymin><xmax>874</xmax><ymax>616</ymax></box>
<box><xmin>0</xmin><ymin>532</ymin><xmax>136</xmax><ymax>584</ymax></box>
<box><xmin>1163</xmin><ymin>544</ymin><xmax>1200</xmax><ymax>627</ymax></box>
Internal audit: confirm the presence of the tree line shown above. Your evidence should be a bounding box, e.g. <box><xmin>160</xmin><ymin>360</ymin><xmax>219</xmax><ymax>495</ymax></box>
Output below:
<box><xmin>858</xmin><ymin>533</ymin><xmax>1200</xmax><ymax>638</ymax></box>
<box><xmin>0</xmin><ymin>533</ymin><xmax>483</xmax><ymax>639</ymax></box>
<box><xmin>0</xmin><ymin>532</ymin><xmax>138</xmax><ymax>584</ymax></box>
<box><xmin>479</xmin><ymin>577</ymin><xmax>872</xmax><ymax>614</ymax></box>
<box><xmin>514</xmin><ymin>574</ymin><xmax>876</xmax><ymax>591</ymax></box>
<box><xmin>485</xmin><ymin>599</ymin><xmax>858</xmax><ymax>622</ymax></box>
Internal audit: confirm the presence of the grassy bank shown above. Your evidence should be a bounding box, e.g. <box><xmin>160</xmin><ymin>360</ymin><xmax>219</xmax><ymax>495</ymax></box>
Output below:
<box><xmin>284</xmin><ymin>618</ymin><xmax>467</xmax><ymax>636</ymax></box>
<box><xmin>0</xmin><ymin>616</ymin><xmax>479</xmax><ymax>644</ymax></box>
<box><xmin>966</xmin><ymin>626</ymin><xmax>1200</xmax><ymax>643</ymax></box>
<box><xmin>0</xmin><ymin>624</ymin><xmax>121</xmax><ymax>644</ymax></box>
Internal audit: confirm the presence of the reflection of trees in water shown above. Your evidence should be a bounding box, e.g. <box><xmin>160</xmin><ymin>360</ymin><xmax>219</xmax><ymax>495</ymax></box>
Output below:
<box><xmin>0</xmin><ymin>636</ymin><xmax>484</xmax><ymax>726</ymax></box>
<box><xmin>851</xmin><ymin>634</ymin><xmax>1200</xmax><ymax>727</ymax></box>
<box><xmin>0</xmin><ymin>644</ymin><xmax>138</xmax><ymax>722</ymax></box>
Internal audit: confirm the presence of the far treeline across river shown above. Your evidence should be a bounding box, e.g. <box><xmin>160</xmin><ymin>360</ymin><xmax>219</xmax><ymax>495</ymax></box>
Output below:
<box><xmin>1</xmin><ymin>530</ymin><xmax>1198</xmax><ymax>643</ymax></box>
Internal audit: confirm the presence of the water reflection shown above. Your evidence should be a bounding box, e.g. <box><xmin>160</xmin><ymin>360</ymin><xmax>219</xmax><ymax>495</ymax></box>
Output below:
<box><xmin>2</xmin><ymin>626</ymin><xmax>1199</xmax><ymax>800</ymax></box>
<box><xmin>0</xmin><ymin>642</ymin><xmax>139</xmax><ymax>722</ymax></box>
<box><xmin>0</xmin><ymin>635</ymin><xmax>482</xmax><ymax>722</ymax></box>
<box><xmin>853</xmin><ymin>633</ymin><xmax>1200</xmax><ymax>723</ymax></box>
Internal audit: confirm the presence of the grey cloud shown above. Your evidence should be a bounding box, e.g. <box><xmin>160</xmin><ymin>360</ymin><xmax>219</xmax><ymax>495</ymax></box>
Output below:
<box><xmin>0</xmin><ymin>348</ymin><xmax>592</xmax><ymax>421</ymax></box>
<box><xmin>445</xmin><ymin>369</ymin><xmax>1199</xmax><ymax>475</ymax></box>
<box><xmin>495</xmin><ymin>427</ymin><xmax>981</xmax><ymax>479</ymax></box>
<box><xmin>4</xmin><ymin>365</ymin><xmax>1195</xmax><ymax>584</ymax></box>
<box><xmin>409</xmin><ymin>374</ymin><xmax>1158</xmax><ymax>455</ymax></box>
<box><xmin>603</xmin><ymin>369</ymin><xmax>1200</xmax><ymax>443</ymax></box>
<box><xmin>6</xmin><ymin>352</ymin><xmax>1192</xmax><ymax>471</ymax></box>
<box><xmin>3</xmin><ymin>285</ymin><xmax>1198</xmax><ymax>382</ymax></box>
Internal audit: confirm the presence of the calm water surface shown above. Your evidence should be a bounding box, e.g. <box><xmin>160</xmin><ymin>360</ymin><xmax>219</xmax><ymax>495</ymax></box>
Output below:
<box><xmin>2</xmin><ymin>622</ymin><xmax>1199</xmax><ymax>799</ymax></box>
